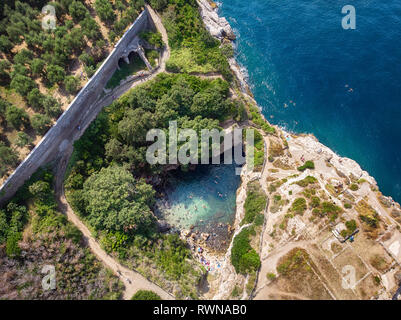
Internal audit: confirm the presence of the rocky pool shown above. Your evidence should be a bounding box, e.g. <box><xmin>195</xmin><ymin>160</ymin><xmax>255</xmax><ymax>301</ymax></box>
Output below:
<box><xmin>156</xmin><ymin>162</ymin><xmax>241</xmax><ymax>251</ymax></box>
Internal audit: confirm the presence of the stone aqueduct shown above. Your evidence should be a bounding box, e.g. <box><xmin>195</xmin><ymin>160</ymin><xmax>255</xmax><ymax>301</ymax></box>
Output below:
<box><xmin>0</xmin><ymin>8</ymin><xmax>157</xmax><ymax>206</ymax></box>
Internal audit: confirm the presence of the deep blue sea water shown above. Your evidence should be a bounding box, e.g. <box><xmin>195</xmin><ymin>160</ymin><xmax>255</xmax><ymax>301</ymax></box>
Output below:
<box><xmin>218</xmin><ymin>0</ymin><xmax>401</xmax><ymax>203</ymax></box>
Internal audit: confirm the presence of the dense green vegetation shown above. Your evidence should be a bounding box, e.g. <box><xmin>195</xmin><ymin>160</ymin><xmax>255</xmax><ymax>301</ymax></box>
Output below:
<box><xmin>231</xmin><ymin>226</ymin><xmax>261</xmax><ymax>274</ymax></box>
<box><xmin>289</xmin><ymin>197</ymin><xmax>307</xmax><ymax>215</ymax></box>
<box><xmin>131</xmin><ymin>290</ymin><xmax>162</xmax><ymax>300</ymax></box>
<box><xmin>64</xmin><ymin>73</ymin><xmax>235</xmax><ymax>298</ymax></box>
<box><xmin>149</xmin><ymin>0</ymin><xmax>232</xmax><ymax>79</ymax></box>
<box><xmin>0</xmin><ymin>167</ymin><xmax>124</xmax><ymax>299</ymax></box>
<box><xmin>294</xmin><ymin>175</ymin><xmax>317</xmax><ymax>187</ymax></box>
<box><xmin>242</xmin><ymin>181</ymin><xmax>266</xmax><ymax>225</ymax></box>
<box><xmin>312</xmin><ymin>201</ymin><xmax>343</xmax><ymax>222</ymax></box>
<box><xmin>0</xmin><ymin>0</ymin><xmax>148</xmax><ymax>181</ymax></box>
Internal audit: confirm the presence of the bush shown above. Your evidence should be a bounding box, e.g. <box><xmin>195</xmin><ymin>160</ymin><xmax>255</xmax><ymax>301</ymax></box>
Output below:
<box><xmin>140</xmin><ymin>31</ymin><xmax>164</xmax><ymax>49</ymax></box>
<box><xmin>46</xmin><ymin>64</ymin><xmax>66</xmax><ymax>86</ymax></box>
<box><xmin>15</xmin><ymin>132</ymin><xmax>33</xmax><ymax>148</ymax></box>
<box><xmin>297</xmin><ymin>160</ymin><xmax>315</xmax><ymax>172</ymax></box>
<box><xmin>31</xmin><ymin>114</ymin><xmax>52</xmax><ymax>135</ymax></box>
<box><xmin>295</xmin><ymin>176</ymin><xmax>317</xmax><ymax>187</ymax></box>
<box><xmin>69</xmin><ymin>1</ymin><xmax>89</xmax><ymax>22</ymax></box>
<box><xmin>5</xmin><ymin>105</ymin><xmax>30</xmax><ymax>129</ymax></box>
<box><xmin>266</xmin><ymin>272</ymin><xmax>276</xmax><ymax>280</ymax></box>
<box><xmin>131</xmin><ymin>290</ymin><xmax>162</xmax><ymax>300</ymax></box>
<box><xmin>231</xmin><ymin>227</ymin><xmax>260</xmax><ymax>274</ymax></box>
<box><xmin>10</xmin><ymin>74</ymin><xmax>36</xmax><ymax>97</ymax></box>
<box><xmin>221</xmin><ymin>43</ymin><xmax>234</xmax><ymax>58</ymax></box>
<box><xmin>0</xmin><ymin>142</ymin><xmax>18</xmax><ymax>176</ymax></box>
<box><xmin>43</xmin><ymin>96</ymin><xmax>62</xmax><ymax>118</ymax></box>
<box><xmin>6</xmin><ymin>231</ymin><xmax>22</xmax><ymax>258</ymax></box>
<box><xmin>64</xmin><ymin>75</ymin><xmax>80</xmax><ymax>94</ymax></box>
<box><xmin>27</xmin><ymin>88</ymin><xmax>44</xmax><ymax>111</ymax></box>
<box><xmin>350</xmin><ymin>183</ymin><xmax>359</xmax><ymax>191</ymax></box>
<box><xmin>290</xmin><ymin>198</ymin><xmax>307</xmax><ymax>215</ymax></box>
<box><xmin>95</xmin><ymin>0</ymin><xmax>116</xmax><ymax>23</ymax></box>
<box><xmin>344</xmin><ymin>202</ymin><xmax>352</xmax><ymax>209</ymax></box>
<box><xmin>242</xmin><ymin>182</ymin><xmax>266</xmax><ymax>224</ymax></box>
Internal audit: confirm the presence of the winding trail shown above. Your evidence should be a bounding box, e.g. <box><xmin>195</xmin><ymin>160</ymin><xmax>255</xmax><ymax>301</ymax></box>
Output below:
<box><xmin>53</xmin><ymin>5</ymin><xmax>176</xmax><ymax>300</ymax></box>
<box><xmin>55</xmin><ymin>147</ymin><xmax>174</xmax><ymax>300</ymax></box>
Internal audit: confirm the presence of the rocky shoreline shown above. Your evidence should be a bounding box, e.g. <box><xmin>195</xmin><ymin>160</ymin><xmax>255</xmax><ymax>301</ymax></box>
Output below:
<box><xmin>197</xmin><ymin>0</ymin><xmax>401</xmax><ymax>300</ymax></box>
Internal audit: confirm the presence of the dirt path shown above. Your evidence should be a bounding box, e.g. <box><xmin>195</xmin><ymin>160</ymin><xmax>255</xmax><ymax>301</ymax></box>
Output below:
<box><xmin>51</xmin><ymin>6</ymin><xmax>177</xmax><ymax>300</ymax></box>
<box><xmin>55</xmin><ymin>146</ymin><xmax>174</xmax><ymax>300</ymax></box>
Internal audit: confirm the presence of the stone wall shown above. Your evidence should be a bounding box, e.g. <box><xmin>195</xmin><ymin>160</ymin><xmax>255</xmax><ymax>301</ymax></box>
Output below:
<box><xmin>0</xmin><ymin>9</ymin><xmax>153</xmax><ymax>206</ymax></box>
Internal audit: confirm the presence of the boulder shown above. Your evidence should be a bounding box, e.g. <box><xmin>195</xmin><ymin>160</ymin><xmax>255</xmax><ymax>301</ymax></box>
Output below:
<box><xmin>157</xmin><ymin>220</ymin><xmax>171</xmax><ymax>233</ymax></box>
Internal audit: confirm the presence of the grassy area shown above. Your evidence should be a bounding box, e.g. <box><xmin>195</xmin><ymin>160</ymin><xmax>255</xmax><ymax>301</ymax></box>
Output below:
<box><xmin>167</xmin><ymin>48</ymin><xmax>215</xmax><ymax>74</ymax></box>
<box><xmin>105</xmin><ymin>55</ymin><xmax>146</xmax><ymax>89</ymax></box>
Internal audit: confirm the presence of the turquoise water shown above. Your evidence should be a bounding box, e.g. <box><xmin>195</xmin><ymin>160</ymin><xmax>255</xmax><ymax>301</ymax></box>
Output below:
<box><xmin>218</xmin><ymin>1</ymin><xmax>401</xmax><ymax>203</ymax></box>
<box><xmin>158</xmin><ymin>163</ymin><xmax>240</xmax><ymax>241</ymax></box>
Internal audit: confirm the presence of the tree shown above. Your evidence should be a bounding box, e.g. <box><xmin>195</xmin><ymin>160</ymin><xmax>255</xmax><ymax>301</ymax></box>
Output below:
<box><xmin>46</xmin><ymin>64</ymin><xmax>66</xmax><ymax>86</ymax></box>
<box><xmin>82</xmin><ymin>166</ymin><xmax>156</xmax><ymax>234</ymax></box>
<box><xmin>190</xmin><ymin>88</ymin><xmax>228</xmax><ymax>119</ymax></box>
<box><xmin>95</xmin><ymin>0</ymin><xmax>116</xmax><ymax>24</ymax></box>
<box><xmin>117</xmin><ymin>108</ymin><xmax>155</xmax><ymax>144</ymax></box>
<box><xmin>10</xmin><ymin>74</ymin><xmax>36</xmax><ymax>97</ymax></box>
<box><xmin>0</xmin><ymin>60</ymin><xmax>11</xmax><ymax>85</ymax></box>
<box><xmin>43</xmin><ymin>96</ymin><xmax>62</xmax><ymax>118</ymax></box>
<box><xmin>80</xmin><ymin>16</ymin><xmax>101</xmax><ymax>41</ymax></box>
<box><xmin>79</xmin><ymin>52</ymin><xmax>95</xmax><ymax>67</ymax></box>
<box><xmin>69</xmin><ymin>1</ymin><xmax>88</xmax><ymax>22</ymax></box>
<box><xmin>66</xmin><ymin>27</ymin><xmax>85</xmax><ymax>52</ymax></box>
<box><xmin>0</xmin><ymin>142</ymin><xmax>18</xmax><ymax>176</ymax></box>
<box><xmin>31</xmin><ymin>114</ymin><xmax>52</xmax><ymax>135</ymax></box>
<box><xmin>27</xmin><ymin>88</ymin><xmax>44</xmax><ymax>111</ymax></box>
<box><xmin>15</xmin><ymin>131</ymin><xmax>33</xmax><ymax>148</ymax></box>
<box><xmin>0</xmin><ymin>98</ymin><xmax>10</xmax><ymax>120</ymax></box>
<box><xmin>30</xmin><ymin>58</ymin><xmax>45</xmax><ymax>77</ymax></box>
<box><xmin>0</xmin><ymin>35</ymin><xmax>13</xmax><ymax>53</ymax></box>
<box><xmin>13</xmin><ymin>49</ymin><xmax>33</xmax><ymax>65</ymax></box>
<box><xmin>5</xmin><ymin>105</ymin><xmax>30</xmax><ymax>129</ymax></box>
<box><xmin>131</xmin><ymin>290</ymin><xmax>162</xmax><ymax>300</ymax></box>
<box><xmin>149</xmin><ymin>0</ymin><xmax>169</xmax><ymax>11</ymax></box>
<box><xmin>6</xmin><ymin>231</ymin><xmax>21</xmax><ymax>258</ymax></box>
<box><xmin>64</xmin><ymin>75</ymin><xmax>80</xmax><ymax>94</ymax></box>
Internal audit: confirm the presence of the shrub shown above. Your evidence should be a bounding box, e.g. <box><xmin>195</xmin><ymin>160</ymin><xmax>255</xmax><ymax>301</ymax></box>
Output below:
<box><xmin>27</xmin><ymin>88</ymin><xmax>44</xmax><ymax>111</ymax></box>
<box><xmin>295</xmin><ymin>175</ymin><xmax>317</xmax><ymax>187</ymax></box>
<box><xmin>64</xmin><ymin>75</ymin><xmax>80</xmax><ymax>94</ymax></box>
<box><xmin>10</xmin><ymin>74</ymin><xmax>36</xmax><ymax>97</ymax></box>
<box><xmin>46</xmin><ymin>64</ymin><xmax>66</xmax><ymax>86</ymax></box>
<box><xmin>31</xmin><ymin>114</ymin><xmax>52</xmax><ymax>135</ymax></box>
<box><xmin>290</xmin><ymin>198</ymin><xmax>307</xmax><ymax>215</ymax></box>
<box><xmin>297</xmin><ymin>160</ymin><xmax>315</xmax><ymax>172</ymax></box>
<box><xmin>5</xmin><ymin>105</ymin><xmax>30</xmax><ymax>129</ymax></box>
<box><xmin>231</xmin><ymin>227</ymin><xmax>261</xmax><ymax>274</ymax></box>
<box><xmin>131</xmin><ymin>290</ymin><xmax>162</xmax><ymax>300</ymax></box>
<box><xmin>344</xmin><ymin>202</ymin><xmax>352</xmax><ymax>209</ymax></box>
<box><xmin>242</xmin><ymin>183</ymin><xmax>266</xmax><ymax>224</ymax></box>
<box><xmin>43</xmin><ymin>96</ymin><xmax>62</xmax><ymax>118</ymax></box>
<box><xmin>345</xmin><ymin>219</ymin><xmax>357</xmax><ymax>233</ymax></box>
<box><xmin>69</xmin><ymin>0</ymin><xmax>89</xmax><ymax>22</ymax></box>
<box><xmin>350</xmin><ymin>183</ymin><xmax>359</xmax><ymax>191</ymax></box>
<box><xmin>6</xmin><ymin>231</ymin><xmax>22</xmax><ymax>258</ymax></box>
<box><xmin>15</xmin><ymin>132</ymin><xmax>33</xmax><ymax>148</ymax></box>
<box><xmin>0</xmin><ymin>142</ymin><xmax>18</xmax><ymax>176</ymax></box>
<box><xmin>266</xmin><ymin>272</ymin><xmax>276</xmax><ymax>280</ymax></box>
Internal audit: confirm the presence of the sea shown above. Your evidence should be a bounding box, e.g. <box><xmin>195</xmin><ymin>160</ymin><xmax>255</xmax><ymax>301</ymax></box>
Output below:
<box><xmin>217</xmin><ymin>0</ymin><xmax>401</xmax><ymax>203</ymax></box>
